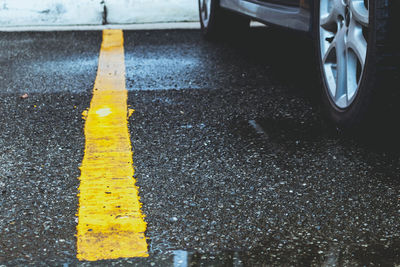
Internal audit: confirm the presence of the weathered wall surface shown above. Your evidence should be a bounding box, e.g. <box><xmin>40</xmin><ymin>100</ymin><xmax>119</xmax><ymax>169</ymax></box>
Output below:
<box><xmin>106</xmin><ymin>0</ymin><xmax>198</xmax><ymax>24</ymax></box>
<box><xmin>0</xmin><ymin>0</ymin><xmax>198</xmax><ymax>27</ymax></box>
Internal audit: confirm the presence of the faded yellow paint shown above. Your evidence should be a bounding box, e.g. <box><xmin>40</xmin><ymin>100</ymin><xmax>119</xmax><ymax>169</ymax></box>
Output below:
<box><xmin>128</xmin><ymin>108</ymin><xmax>135</xmax><ymax>118</ymax></box>
<box><xmin>77</xmin><ymin>29</ymin><xmax>148</xmax><ymax>261</ymax></box>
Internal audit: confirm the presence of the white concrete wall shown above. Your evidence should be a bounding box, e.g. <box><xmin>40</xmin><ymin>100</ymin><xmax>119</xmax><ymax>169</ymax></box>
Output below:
<box><xmin>0</xmin><ymin>0</ymin><xmax>104</xmax><ymax>26</ymax></box>
<box><xmin>0</xmin><ymin>0</ymin><xmax>198</xmax><ymax>27</ymax></box>
<box><xmin>106</xmin><ymin>0</ymin><xmax>198</xmax><ymax>24</ymax></box>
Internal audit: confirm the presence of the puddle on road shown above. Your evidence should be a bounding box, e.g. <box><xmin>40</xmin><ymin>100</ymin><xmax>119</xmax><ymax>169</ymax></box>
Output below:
<box><xmin>49</xmin><ymin>239</ymin><xmax>400</xmax><ymax>266</ymax></box>
<box><xmin>125</xmin><ymin>56</ymin><xmax>205</xmax><ymax>91</ymax></box>
<box><xmin>149</xmin><ymin>242</ymin><xmax>400</xmax><ymax>266</ymax></box>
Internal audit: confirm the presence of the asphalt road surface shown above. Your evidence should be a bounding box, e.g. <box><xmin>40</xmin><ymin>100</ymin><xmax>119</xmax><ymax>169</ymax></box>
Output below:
<box><xmin>0</xmin><ymin>28</ymin><xmax>399</xmax><ymax>266</ymax></box>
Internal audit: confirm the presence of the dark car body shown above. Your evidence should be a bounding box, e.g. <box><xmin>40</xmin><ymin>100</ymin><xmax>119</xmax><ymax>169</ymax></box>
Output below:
<box><xmin>220</xmin><ymin>0</ymin><xmax>312</xmax><ymax>32</ymax></box>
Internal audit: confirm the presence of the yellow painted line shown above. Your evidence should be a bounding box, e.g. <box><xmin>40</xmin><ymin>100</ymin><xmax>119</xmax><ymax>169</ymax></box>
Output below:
<box><xmin>76</xmin><ymin>29</ymin><xmax>148</xmax><ymax>261</ymax></box>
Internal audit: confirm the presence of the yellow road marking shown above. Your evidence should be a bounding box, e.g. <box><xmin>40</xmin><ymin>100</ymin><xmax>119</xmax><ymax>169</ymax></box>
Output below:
<box><xmin>77</xmin><ymin>29</ymin><xmax>148</xmax><ymax>261</ymax></box>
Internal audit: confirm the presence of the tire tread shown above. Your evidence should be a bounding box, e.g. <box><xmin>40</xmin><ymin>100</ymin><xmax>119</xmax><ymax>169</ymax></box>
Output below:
<box><xmin>370</xmin><ymin>0</ymin><xmax>400</xmax><ymax>122</ymax></box>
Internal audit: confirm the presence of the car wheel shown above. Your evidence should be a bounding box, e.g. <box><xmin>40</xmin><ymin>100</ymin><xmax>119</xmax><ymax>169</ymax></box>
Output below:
<box><xmin>198</xmin><ymin>0</ymin><xmax>250</xmax><ymax>40</ymax></box>
<box><xmin>314</xmin><ymin>0</ymin><xmax>399</xmax><ymax>131</ymax></box>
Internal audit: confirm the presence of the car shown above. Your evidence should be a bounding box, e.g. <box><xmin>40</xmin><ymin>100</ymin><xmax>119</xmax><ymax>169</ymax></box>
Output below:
<box><xmin>198</xmin><ymin>0</ymin><xmax>399</xmax><ymax>131</ymax></box>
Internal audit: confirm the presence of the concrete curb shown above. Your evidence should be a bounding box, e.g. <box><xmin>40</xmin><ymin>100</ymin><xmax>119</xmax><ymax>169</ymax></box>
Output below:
<box><xmin>0</xmin><ymin>21</ymin><xmax>266</xmax><ymax>32</ymax></box>
<box><xmin>0</xmin><ymin>22</ymin><xmax>201</xmax><ymax>32</ymax></box>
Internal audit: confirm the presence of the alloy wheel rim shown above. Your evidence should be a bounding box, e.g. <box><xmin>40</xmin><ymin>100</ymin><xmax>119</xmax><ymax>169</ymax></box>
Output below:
<box><xmin>200</xmin><ymin>0</ymin><xmax>212</xmax><ymax>27</ymax></box>
<box><xmin>319</xmin><ymin>0</ymin><xmax>369</xmax><ymax>109</ymax></box>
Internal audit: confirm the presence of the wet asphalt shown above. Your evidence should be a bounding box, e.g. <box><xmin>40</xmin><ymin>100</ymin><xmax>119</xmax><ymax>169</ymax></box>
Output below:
<box><xmin>0</xmin><ymin>28</ymin><xmax>399</xmax><ymax>266</ymax></box>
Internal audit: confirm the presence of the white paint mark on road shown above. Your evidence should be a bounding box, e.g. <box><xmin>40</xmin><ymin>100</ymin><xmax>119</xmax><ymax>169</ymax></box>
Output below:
<box><xmin>95</xmin><ymin>107</ymin><xmax>112</xmax><ymax>117</ymax></box>
<box><xmin>249</xmin><ymin>120</ymin><xmax>267</xmax><ymax>136</ymax></box>
<box><xmin>173</xmin><ymin>250</ymin><xmax>188</xmax><ymax>267</ymax></box>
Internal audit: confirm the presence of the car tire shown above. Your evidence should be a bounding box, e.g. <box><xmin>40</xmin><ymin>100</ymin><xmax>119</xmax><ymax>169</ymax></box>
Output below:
<box><xmin>198</xmin><ymin>0</ymin><xmax>250</xmax><ymax>40</ymax></box>
<box><xmin>314</xmin><ymin>0</ymin><xmax>399</xmax><ymax>131</ymax></box>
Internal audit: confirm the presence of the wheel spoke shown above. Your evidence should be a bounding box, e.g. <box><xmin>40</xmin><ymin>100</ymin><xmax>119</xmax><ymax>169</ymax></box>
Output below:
<box><xmin>345</xmin><ymin>49</ymin><xmax>359</xmax><ymax>100</ymax></box>
<box><xmin>334</xmin><ymin>28</ymin><xmax>348</xmax><ymax>106</ymax></box>
<box><xmin>204</xmin><ymin>1</ymin><xmax>208</xmax><ymax>20</ymax></box>
<box><xmin>347</xmin><ymin>19</ymin><xmax>367</xmax><ymax>68</ymax></box>
<box><xmin>320</xmin><ymin>11</ymin><xmax>336</xmax><ymax>31</ymax></box>
<box><xmin>349</xmin><ymin>0</ymin><xmax>369</xmax><ymax>27</ymax></box>
<box><xmin>206</xmin><ymin>0</ymin><xmax>211</xmax><ymax>17</ymax></box>
<box><xmin>200</xmin><ymin>0</ymin><xmax>211</xmax><ymax>26</ymax></box>
<box><xmin>322</xmin><ymin>35</ymin><xmax>336</xmax><ymax>64</ymax></box>
<box><xmin>320</xmin><ymin>0</ymin><xmax>346</xmax><ymax>31</ymax></box>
